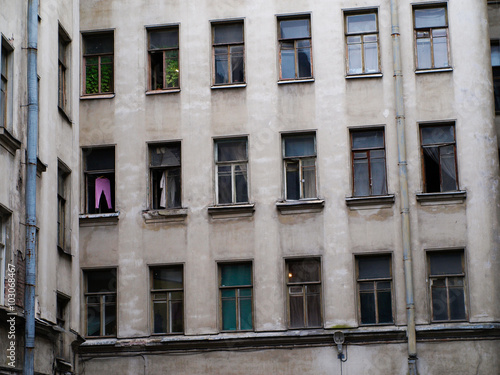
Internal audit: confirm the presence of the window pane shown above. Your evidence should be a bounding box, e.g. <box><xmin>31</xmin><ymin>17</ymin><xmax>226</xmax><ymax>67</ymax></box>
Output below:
<box><xmin>171</xmin><ymin>300</ymin><xmax>184</xmax><ymax>332</ymax></box>
<box><xmin>165</xmin><ymin>50</ymin><xmax>179</xmax><ymax>88</ymax></box>
<box><xmin>433</xmin><ymin>35</ymin><xmax>449</xmax><ymax>68</ymax></box>
<box><xmin>166</xmin><ymin>168</ymin><xmax>182</xmax><ymax>208</ymax></box>
<box><xmin>153</xmin><ymin>267</ymin><xmax>183</xmax><ymax>290</ymax></box>
<box><xmin>217</xmin><ymin>140</ymin><xmax>247</xmax><ymax>161</ymax></box>
<box><xmin>431</xmin><ymin>287</ymin><xmax>448</xmax><ymax>321</ymax></box>
<box><xmin>352</xmin><ymin>131</ymin><xmax>384</xmax><ymax>149</ymax></box>
<box><xmin>85</xmin><ymin>59</ymin><xmax>99</xmax><ymax>94</ymax></box>
<box><xmin>153</xmin><ymin>301</ymin><xmax>167</xmax><ymax>333</ymax></box>
<box><xmin>284</xmin><ymin>135</ymin><xmax>315</xmax><ymax>157</ymax></box>
<box><xmin>286</xmin><ymin>162</ymin><xmax>300</xmax><ymax>200</ymax></box>
<box><xmin>104</xmin><ymin>303</ymin><xmax>117</xmax><ymax>336</ymax></box>
<box><xmin>360</xmin><ymin>292</ymin><xmax>376</xmax><ymax>324</ymax></box>
<box><xmin>429</xmin><ymin>252</ymin><xmax>463</xmax><ymax>276</ymax></box>
<box><xmin>347</xmin><ymin>13</ymin><xmax>377</xmax><ymax>33</ymax></box>
<box><xmin>358</xmin><ymin>256</ymin><xmax>391</xmax><ymax>279</ymax></box>
<box><xmin>377</xmin><ymin>290</ymin><xmax>393</xmax><ymax>323</ymax></box>
<box><xmin>230</xmin><ymin>45</ymin><xmax>244</xmax><ymax>83</ymax></box>
<box><xmin>306</xmin><ymin>293</ymin><xmax>321</xmax><ymax>326</ymax></box>
<box><xmin>491</xmin><ymin>43</ymin><xmax>500</xmax><ymax>66</ymax></box>
<box><xmin>289</xmin><ymin>295</ymin><xmax>304</xmax><ymax>328</ymax></box>
<box><xmin>87</xmin><ymin>270</ymin><xmax>116</xmax><ymax>293</ymax></box>
<box><xmin>281</xmin><ymin>48</ymin><xmax>296</xmax><ymax>79</ymax></box>
<box><xmin>87</xmin><ymin>304</ymin><xmax>101</xmax><ymax>336</ymax></box>
<box><xmin>302</xmin><ymin>159</ymin><xmax>316</xmax><ymax>198</ymax></box>
<box><xmin>353</xmin><ymin>158</ymin><xmax>369</xmax><ymax>196</ymax></box>
<box><xmin>214</xmin><ymin>23</ymin><xmax>243</xmax><ymax>44</ymax></box>
<box><xmin>364</xmin><ymin>40</ymin><xmax>379</xmax><ymax>73</ymax></box>
<box><xmin>239</xmin><ymin>296</ymin><xmax>253</xmax><ymax>330</ymax></box>
<box><xmin>235</xmin><ymin>164</ymin><xmax>248</xmax><ymax>203</ymax></box>
<box><xmin>214</xmin><ymin>47</ymin><xmax>229</xmax><ymax>84</ymax></box>
<box><xmin>348</xmin><ymin>44</ymin><xmax>362</xmax><ymax>74</ymax></box>
<box><xmin>220</xmin><ymin>263</ymin><xmax>252</xmax><ymax>287</ymax></box>
<box><xmin>149</xmin><ymin>29</ymin><xmax>178</xmax><ymax>49</ymax></box>
<box><xmin>416</xmin><ymin>38</ymin><xmax>432</xmax><ymax>69</ymax></box>
<box><xmin>150</xmin><ymin>144</ymin><xmax>181</xmax><ymax>167</ymax></box>
<box><xmin>217</xmin><ymin>165</ymin><xmax>232</xmax><ymax>204</ymax></box>
<box><xmin>414</xmin><ymin>8</ymin><xmax>446</xmax><ymax>29</ymax></box>
<box><xmin>297</xmin><ymin>48</ymin><xmax>311</xmax><ymax>78</ymax></box>
<box><xmin>222</xmin><ymin>299</ymin><xmax>237</xmax><ymax>330</ymax></box>
<box><xmin>421</xmin><ymin>125</ymin><xmax>454</xmax><ymax>145</ymax></box>
<box><xmin>100</xmin><ymin>60</ymin><xmax>113</xmax><ymax>93</ymax></box>
<box><xmin>440</xmin><ymin>145</ymin><xmax>457</xmax><ymax>191</ymax></box>
<box><xmin>84</xmin><ymin>34</ymin><xmax>113</xmax><ymax>54</ymax></box>
<box><xmin>288</xmin><ymin>259</ymin><xmax>320</xmax><ymax>283</ymax></box>
<box><xmin>280</xmin><ymin>19</ymin><xmax>310</xmax><ymax>39</ymax></box>
<box><xmin>449</xmin><ymin>288</ymin><xmax>466</xmax><ymax>320</ymax></box>
<box><xmin>370</xmin><ymin>155</ymin><xmax>387</xmax><ymax>195</ymax></box>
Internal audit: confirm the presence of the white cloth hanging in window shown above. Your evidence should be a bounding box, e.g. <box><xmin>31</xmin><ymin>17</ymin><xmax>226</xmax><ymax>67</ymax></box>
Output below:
<box><xmin>159</xmin><ymin>171</ymin><xmax>167</xmax><ymax>208</ymax></box>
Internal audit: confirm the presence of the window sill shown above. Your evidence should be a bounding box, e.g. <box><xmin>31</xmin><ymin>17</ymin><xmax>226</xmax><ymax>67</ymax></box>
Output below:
<box><xmin>345</xmin><ymin>73</ymin><xmax>383</xmax><ymax>79</ymax></box>
<box><xmin>80</xmin><ymin>93</ymin><xmax>115</xmax><ymax>100</ymax></box>
<box><xmin>277</xmin><ymin>78</ymin><xmax>315</xmax><ymax>85</ymax></box>
<box><xmin>276</xmin><ymin>199</ymin><xmax>324</xmax><ymax>215</ymax></box>
<box><xmin>58</xmin><ymin>106</ymin><xmax>72</xmax><ymax>123</ymax></box>
<box><xmin>345</xmin><ymin>194</ymin><xmax>395</xmax><ymax>210</ymax></box>
<box><xmin>146</xmin><ymin>89</ymin><xmax>181</xmax><ymax>95</ymax></box>
<box><xmin>416</xmin><ymin>191</ymin><xmax>466</xmax><ymax>205</ymax></box>
<box><xmin>208</xmin><ymin>203</ymin><xmax>255</xmax><ymax>219</ymax></box>
<box><xmin>79</xmin><ymin>212</ymin><xmax>120</xmax><ymax>226</ymax></box>
<box><xmin>142</xmin><ymin>208</ymin><xmax>188</xmax><ymax>223</ymax></box>
<box><xmin>36</xmin><ymin>157</ymin><xmax>47</xmax><ymax>177</ymax></box>
<box><xmin>211</xmin><ymin>83</ymin><xmax>247</xmax><ymax>90</ymax></box>
<box><xmin>0</xmin><ymin>127</ymin><xmax>22</xmax><ymax>155</ymax></box>
<box><xmin>415</xmin><ymin>67</ymin><xmax>453</xmax><ymax>74</ymax></box>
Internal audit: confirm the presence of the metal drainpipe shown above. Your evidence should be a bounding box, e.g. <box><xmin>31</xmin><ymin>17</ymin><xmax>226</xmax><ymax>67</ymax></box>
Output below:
<box><xmin>24</xmin><ymin>0</ymin><xmax>39</xmax><ymax>374</ymax></box>
<box><xmin>389</xmin><ymin>0</ymin><xmax>418</xmax><ymax>374</ymax></box>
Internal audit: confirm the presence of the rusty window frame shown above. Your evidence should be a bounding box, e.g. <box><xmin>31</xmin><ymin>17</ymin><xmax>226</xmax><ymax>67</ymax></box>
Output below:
<box><xmin>419</xmin><ymin>123</ymin><xmax>459</xmax><ymax>193</ymax></box>
<box><xmin>344</xmin><ymin>10</ymin><xmax>380</xmax><ymax>75</ymax></box>
<box><xmin>211</xmin><ymin>21</ymin><xmax>245</xmax><ymax>86</ymax></box>
<box><xmin>84</xmin><ymin>269</ymin><xmax>117</xmax><ymax>337</ymax></box>
<box><xmin>355</xmin><ymin>254</ymin><xmax>394</xmax><ymax>325</ymax></box>
<box><xmin>413</xmin><ymin>5</ymin><xmax>450</xmax><ymax>70</ymax></box>
<box><xmin>350</xmin><ymin>129</ymin><xmax>387</xmax><ymax>196</ymax></box>
<box><xmin>148</xmin><ymin>142</ymin><xmax>182</xmax><ymax>209</ymax></box>
<box><xmin>427</xmin><ymin>250</ymin><xmax>467</xmax><ymax>322</ymax></box>
<box><xmin>147</xmin><ymin>26</ymin><xmax>180</xmax><ymax>91</ymax></box>
<box><xmin>277</xmin><ymin>16</ymin><xmax>313</xmax><ymax>80</ymax></box>
<box><xmin>150</xmin><ymin>265</ymin><xmax>184</xmax><ymax>334</ymax></box>
<box><xmin>82</xmin><ymin>32</ymin><xmax>114</xmax><ymax>95</ymax></box>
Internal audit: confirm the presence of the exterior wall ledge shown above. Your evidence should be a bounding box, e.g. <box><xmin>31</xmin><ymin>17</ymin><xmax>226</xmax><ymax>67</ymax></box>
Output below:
<box><xmin>277</xmin><ymin>78</ymin><xmax>314</xmax><ymax>85</ymax></box>
<box><xmin>79</xmin><ymin>212</ymin><xmax>120</xmax><ymax>226</ymax></box>
<box><xmin>58</xmin><ymin>106</ymin><xmax>72</xmax><ymax>123</ymax></box>
<box><xmin>345</xmin><ymin>194</ymin><xmax>395</xmax><ymax>209</ymax></box>
<box><xmin>142</xmin><ymin>208</ymin><xmax>188</xmax><ymax>223</ymax></box>
<box><xmin>211</xmin><ymin>83</ymin><xmax>247</xmax><ymax>90</ymax></box>
<box><xmin>276</xmin><ymin>199</ymin><xmax>324</xmax><ymax>214</ymax></box>
<box><xmin>208</xmin><ymin>203</ymin><xmax>255</xmax><ymax>219</ymax></box>
<box><xmin>146</xmin><ymin>89</ymin><xmax>181</xmax><ymax>95</ymax></box>
<box><xmin>345</xmin><ymin>73</ymin><xmax>383</xmax><ymax>79</ymax></box>
<box><xmin>416</xmin><ymin>191</ymin><xmax>466</xmax><ymax>205</ymax></box>
<box><xmin>36</xmin><ymin>157</ymin><xmax>47</xmax><ymax>177</ymax></box>
<box><xmin>415</xmin><ymin>67</ymin><xmax>453</xmax><ymax>74</ymax></box>
<box><xmin>80</xmin><ymin>93</ymin><xmax>115</xmax><ymax>100</ymax></box>
<box><xmin>0</xmin><ymin>127</ymin><xmax>21</xmax><ymax>155</ymax></box>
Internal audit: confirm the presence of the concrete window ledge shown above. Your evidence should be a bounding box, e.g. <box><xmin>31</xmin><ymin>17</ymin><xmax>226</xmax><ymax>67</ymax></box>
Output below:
<box><xmin>211</xmin><ymin>83</ymin><xmax>247</xmax><ymax>90</ymax></box>
<box><xmin>80</xmin><ymin>93</ymin><xmax>115</xmax><ymax>100</ymax></box>
<box><xmin>345</xmin><ymin>194</ymin><xmax>395</xmax><ymax>210</ymax></box>
<box><xmin>277</xmin><ymin>78</ymin><xmax>314</xmax><ymax>85</ymax></box>
<box><xmin>79</xmin><ymin>212</ymin><xmax>120</xmax><ymax>226</ymax></box>
<box><xmin>0</xmin><ymin>127</ymin><xmax>21</xmax><ymax>155</ymax></box>
<box><xmin>276</xmin><ymin>199</ymin><xmax>324</xmax><ymax>215</ymax></box>
<box><xmin>415</xmin><ymin>67</ymin><xmax>453</xmax><ymax>74</ymax></box>
<box><xmin>208</xmin><ymin>203</ymin><xmax>255</xmax><ymax>219</ymax></box>
<box><xmin>142</xmin><ymin>208</ymin><xmax>188</xmax><ymax>223</ymax></box>
<box><xmin>345</xmin><ymin>73</ymin><xmax>383</xmax><ymax>79</ymax></box>
<box><xmin>36</xmin><ymin>157</ymin><xmax>47</xmax><ymax>177</ymax></box>
<box><xmin>146</xmin><ymin>89</ymin><xmax>181</xmax><ymax>95</ymax></box>
<box><xmin>416</xmin><ymin>191</ymin><xmax>466</xmax><ymax>205</ymax></box>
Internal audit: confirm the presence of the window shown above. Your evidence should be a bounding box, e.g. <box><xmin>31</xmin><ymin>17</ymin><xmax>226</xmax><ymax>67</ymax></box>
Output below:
<box><xmin>420</xmin><ymin>124</ymin><xmax>458</xmax><ymax>193</ymax></box>
<box><xmin>58</xmin><ymin>26</ymin><xmax>70</xmax><ymax>111</ymax></box>
<box><xmin>212</xmin><ymin>22</ymin><xmax>244</xmax><ymax>85</ymax></box>
<box><xmin>351</xmin><ymin>129</ymin><xmax>387</xmax><ymax>196</ymax></box>
<box><xmin>215</xmin><ymin>138</ymin><xmax>248</xmax><ymax>204</ymax></box>
<box><xmin>219</xmin><ymin>263</ymin><xmax>253</xmax><ymax>331</ymax></box>
<box><xmin>151</xmin><ymin>266</ymin><xmax>183</xmax><ymax>334</ymax></box>
<box><xmin>428</xmin><ymin>251</ymin><xmax>467</xmax><ymax>322</ymax></box>
<box><xmin>1</xmin><ymin>40</ymin><xmax>13</xmax><ymax>129</ymax></box>
<box><xmin>83</xmin><ymin>147</ymin><xmax>115</xmax><ymax>214</ymax></box>
<box><xmin>345</xmin><ymin>11</ymin><xmax>380</xmax><ymax>75</ymax></box>
<box><xmin>82</xmin><ymin>32</ymin><xmax>114</xmax><ymax>95</ymax></box>
<box><xmin>0</xmin><ymin>213</ymin><xmax>7</xmax><ymax>305</ymax></box>
<box><xmin>149</xmin><ymin>142</ymin><xmax>181</xmax><ymax>209</ymax></box>
<box><xmin>491</xmin><ymin>41</ymin><xmax>500</xmax><ymax>113</ymax></box>
<box><xmin>278</xmin><ymin>16</ymin><xmax>312</xmax><ymax>80</ymax></box>
<box><xmin>57</xmin><ymin>163</ymin><xmax>70</xmax><ymax>251</ymax></box>
<box><xmin>356</xmin><ymin>255</ymin><xmax>393</xmax><ymax>325</ymax></box>
<box><xmin>282</xmin><ymin>133</ymin><xmax>316</xmax><ymax>200</ymax></box>
<box><xmin>286</xmin><ymin>258</ymin><xmax>321</xmax><ymax>328</ymax></box>
<box><xmin>56</xmin><ymin>294</ymin><xmax>70</xmax><ymax>328</ymax></box>
<box><xmin>84</xmin><ymin>269</ymin><xmax>117</xmax><ymax>337</ymax></box>
<box><xmin>148</xmin><ymin>27</ymin><xmax>179</xmax><ymax>91</ymax></box>
<box><xmin>414</xmin><ymin>6</ymin><xmax>450</xmax><ymax>70</ymax></box>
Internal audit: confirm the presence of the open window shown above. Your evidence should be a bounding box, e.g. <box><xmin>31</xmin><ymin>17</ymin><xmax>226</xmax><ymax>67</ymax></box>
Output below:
<box><xmin>149</xmin><ymin>142</ymin><xmax>181</xmax><ymax>209</ymax></box>
<box><xmin>151</xmin><ymin>265</ymin><xmax>184</xmax><ymax>334</ymax></box>
<box><xmin>83</xmin><ymin>147</ymin><xmax>115</xmax><ymax>214</ymax></box>
<box><xmin>148</xmin><ymin>26</ymin><xmax>179</xmax><ymax>91</ymax></box>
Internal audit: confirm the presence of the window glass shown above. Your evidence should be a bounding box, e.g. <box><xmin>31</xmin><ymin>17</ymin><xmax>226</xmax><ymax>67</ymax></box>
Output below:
<box><xmin>347</xmin><ymin>14</ymin><xmax>377</xmax><ymax>33</ymax></box>
<box><xmin>150</xmin><ymin>145</ymin><xmax>181</xmax><ymax>167</ymax></box>
<box><xmin>429</xmin><ymin>252</ymin><xmax>463</xmax><ymax>275</ymax></box>
<box><xmin>280</xmin><ymin>19</ymin><xmax>310</xmax><ymax>39</ymax></box>
<box><xmin>84</xmin><ymin>34</ymin><xmax>113</xmax><ymax>54</ymax></box>
<box><xmin>220</xmin><ymin>263</ymin><xmax>252</xmax><ymax>286</ymax></box>
<box><xmin>491</xmin><ymin>43</ymin><xmax>500</xmax><ymax>66</ymax></box>
<box><xmin>149</xmin><ymin>29</ymin><xmax>179</xmax><ymax>49</ymax></box>
<box><xmin>358</xmin><ymin>256</ymin><xmax>391</xmax><ymax>279</ymax></box>
<box><xmin>421</xmin><ymin>125</ymin><xmax>455</xmax><ymax>145</ymax></box>
<box><xmin>152</xmin><ymin>267</ymin><xmax>183</xmax><ymax>289</ymax></box>
<box><xmin>352</xmin><ymin>130</ymin><xmax>384</xmax><ymax>149</ymax></box>
<box><xmin>288</xmin><ymin>259</ymin><xmax>320</xmax><ymax>283</ymax></box>
<box><xmin>214</xmin><ymin>23</ymin><xmax>243</xmax><ymax>44</ymax></box>
<box><xmin>284</xmin><ymin>135</ymin><xmax>315</xmax><ymax>157</ymax></box>
<box><xmin>86</xmin><ymin>270</ymin><xmax>116</xmax><ymax>293</ymax></box>
<box><xmin>414</xmin><ymin>8</ymin><xmax>446</xmax><ymax>29</ymax></box>
<box><xmin>216</xmin><ymin>140</ymin><xmax>247</xmax><ymax>162</ymax></box>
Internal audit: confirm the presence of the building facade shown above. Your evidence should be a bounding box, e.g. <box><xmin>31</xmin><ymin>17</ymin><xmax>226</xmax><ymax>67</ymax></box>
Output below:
<box><xmin>0</xmin><ymin>0</ymin><xmax>81</xmax><ymax>374</ymax></box>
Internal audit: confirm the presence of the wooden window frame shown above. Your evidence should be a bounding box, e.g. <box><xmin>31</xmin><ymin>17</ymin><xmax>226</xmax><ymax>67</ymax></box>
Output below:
<box><xmin>355</xmin><ymin>254</ymin><xmax>394</xmax><ymax>325</ymax></box>
<box><xmin>413</xmin><ymin>5</ymin><xmax>450</xmax><ymax>70</ymax></box>
<box><xmin>344</xmin><ymin>10</ymin><xmax>380</xmax><ymax>75</ymax></box>
<box><xmin>150</xmin><ymin>265</ymin><xmax>184</xmax><ymax>334</ymax></box>
<box><xmin>58</xmin><ymin>25</ymin><xmax>71</xmax><ymax>111</ymax></box>
<box><xmin>419</xmin><ymin>123</ymin><xmax>459</xmax><ymax>193</ymax></box>
<box><xmin>218</xmin><ymin>262</ymin><xmax>253</xmax><ymax>332</ymax></box>
<box><xmin>83</xmin><ymin>146</ymin><xmax>115</xmax><ymax>214</ymax></box>
<box><xmin>148</xmin><ymin>142</ymin><xmax>182</xmax><ymax>209</ymax></box>
<box><xmin>84</xmin><ymin>269</ymin><xmax>117</xmax><ymax>337</ymax></box>
<box><xmin>285</xmin><ymin>258</ymin><xmax>322</xmax><ymax>329</ymax></box>
<box><xmin>427</xmin><ymin>250</ymin><xmax>468</xmax><ymax>322</ymax></box>
<box><xmin>147</xmin><ymin>26</ymin><xmax>180</xmax><ymax>91</ymax></box>
<box><xmin>278</xmin><ymin>15</ymin><xmax>313</xmax><ymax>81</ymax></box>
<box><xmin>1</xmin><ymin>38</ymin><xmax>13</xmax><ymax>130</ymax></box>
<box><xmin>212</xmin><ymin>21</ymin><xmax>245</xmax><ymax>86</ymax></box>
<box><xmin>82</xmin><ymin>32</ymin><xmax>114</xmax><ymax>95</ymax></box>
<box><xmin>57</xmin><ymin>162</ymin><xmax>71</xmax><ymax>253</ymax></box>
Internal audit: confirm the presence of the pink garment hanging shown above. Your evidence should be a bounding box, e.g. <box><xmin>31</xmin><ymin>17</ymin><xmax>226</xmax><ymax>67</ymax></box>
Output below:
<box><xmin>95</xmin><ymin>177</ymin><xmax>112</xmax><ymax>209</ymax></box>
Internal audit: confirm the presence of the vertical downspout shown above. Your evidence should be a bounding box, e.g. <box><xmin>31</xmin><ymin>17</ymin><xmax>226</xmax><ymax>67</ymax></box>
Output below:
<box><xmin>24</xmin><ymin>0</ymin><xmax>39</xmax><ymax>374</ymax></box>
<box><xmin>389</xmin><ymin>1</ymin><xmax>418</xmax><ymax>374</ymax></box>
